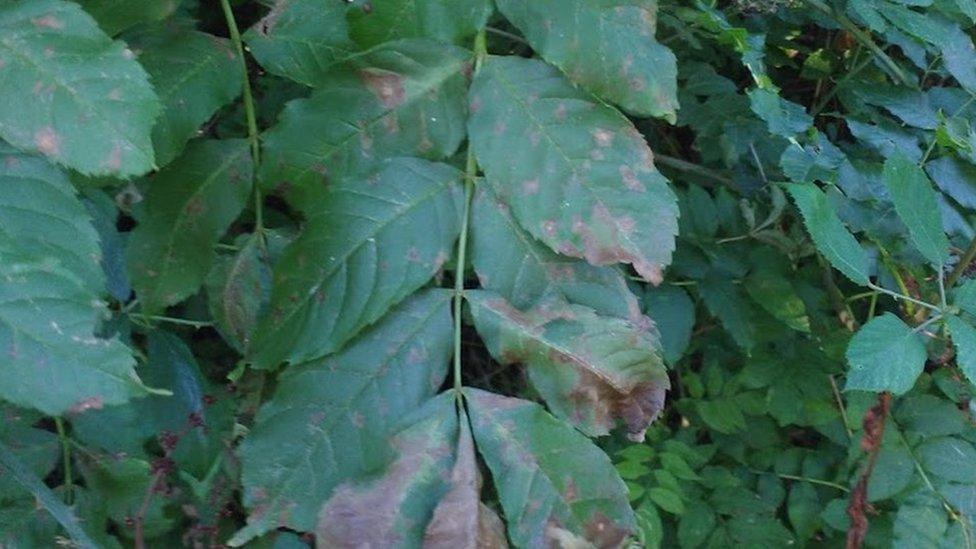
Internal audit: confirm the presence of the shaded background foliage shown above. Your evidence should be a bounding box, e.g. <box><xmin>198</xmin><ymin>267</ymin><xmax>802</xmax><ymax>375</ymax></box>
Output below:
<box><xmin>0</xmin><ymin>0</ymin><xmax>975</xmax><ymax>547</ymax></box>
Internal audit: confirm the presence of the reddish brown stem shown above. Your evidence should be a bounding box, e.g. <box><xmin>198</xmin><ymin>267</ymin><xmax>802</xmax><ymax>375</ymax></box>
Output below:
<box><xmin>845</xmin><ymin>393</ymin><xmax>891</xmax><ymax>549</ymax></box>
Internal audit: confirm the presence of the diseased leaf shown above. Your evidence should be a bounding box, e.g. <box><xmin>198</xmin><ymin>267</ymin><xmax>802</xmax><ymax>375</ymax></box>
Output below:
<box><xmin>139</xmin><ymin>30</ymin><xmax>243</xmax><ymax>167</ymax></box>
<box><xmin>316</xmin><ymin>395</ymin><xmax>457</xmax><ymax>548</ymax></box>
<box><xmin>244</xmin><ymin>0</ymin><xmax>356</xmax><ymax>87</ymax></box>
<box><xmin>0</xmin><ymin>147</ymin><xmax>146</xmax><ymax>416</ymax></box>
<box><xmin>465</xmin><ymin>388</ymin><xmax>636</xmax><ymax>547</ymax></box>
<box><xmin>470</xmin><ymin>180</ymin><xmax>642</xmax><ymax>320</ymax></box>
<box><xmin>260</xmin><ymin>39</ymin><xmax>469</xmax><ymax>209</ymax></box>
<box><xmin>205</xmin><ymin>235</ymin><xmax>270</xmax><ymax>352</ymax></box>
<box><xmin>845</xmin><ymin>313</ymin><xmax>926</xmax><ymax>394</ymax></box>
<box><xmin>882</xmin><ymin>152</ymin><xmax>950</xmax><ymax>266</ymax></box>
<box><xmin>786</xmin><ymin>183</ymin><xmax>871</xmax><ymax>285</ymax></box>
<box><xmin>233</xmin><ymin>290</ymin><xmax>452</xmax><ymax>542</ymax></box>
<box><xmin>126</xmin><ymin>139</ymin><xmax>253</xmax><ymax>314</ymax></box>
<box><xmin>467</xmin><ymin>290</ymin><xmax>669</xmax><ymax>440</ymax></box>
<box><xmin>946</xmin><ymin>315</ymin><xmax>976</xmax><ymax>387</ymax></box>
<box><xmin>247</xmin><ymin>158</ymin><xmax>462</xmax><ymax>369</ymax></box>
<box><xmin>424</xmin><ymin>412</ymin><xmax>509</xmax><ymax>549</ymax></box>
<box><xmin>469</xmin><ymin>56</ymin><xmax>679</xmax><ymax>283</ymax></box>
<box><xmin>0</xmin><ymin>0</ymin><xmax>160</xmax><ymax>176</ymax></box>
<box><xmin>644</xmin><ymin>285</ymin><xmax>695</xmax><ymax>365</ymax></box>
<box><xmin>496</xmin><ymin>0</ymin><xmax>678</xmax><ymax>120</ymax></box>
<box><xmin>347</xmin><ymin>0</ymin><xmax>492</xmax><ymax>48</ymax></box>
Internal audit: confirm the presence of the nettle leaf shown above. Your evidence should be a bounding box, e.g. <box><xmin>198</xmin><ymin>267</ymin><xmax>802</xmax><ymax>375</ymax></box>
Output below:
<box><xmin>234</xmin><ymin>289</ymin><xmax>452</xmax><ymax>542</ymax></box>
<box><xmin>946</xmin><ymin>315</ymin><xmax>976</xmax><ymax>386</ymax></box>
<box><xmin>139</xmin><ymin>30</ymin><xmax>244</xmax><ymax>167</ymax></box>
<box><xmin>244</xmin><ymin>0</ymin><xmax>356</xmax><ymax>87</ymax></box>
<box><xmin>0</xmin><ymin>0</ymin><xmax>160</xmax><ymax>176</ymax></box>
<box><xmin>247</xmin><ymin>158</ymin><xmax>462</xmax><ymax>369</ymax></box>
<box><xmin>260</xmin><ymin>39</ymin><xmax>469</xmax><ymax>209</ymax></box>
<box><xmin>424</xmin><ymin>411</ymin><xmax>509</xmax><ymax>548</ymax></box>
<box><xmin>467</xmin><ymin>290</ymin><xmax>669</xmax><ymax>440</ymax></box>
<box><xmin>347</xmin><ymin>0</ymin><xmax>492</xmax><ymax>48</ymax></box>
<box><xmin>470</xmin><ymin>180</ymin><xmax>642</xmax><ymax>320</ymax></box>
<box><xmin>126</xmin><ymin>139</ymin><xmax>253</xmax><ymax>314</ymax></box>
<box><xmin>845</xmin><ymin>313</ymin><xmax>926</xmax><ymax>394</ymax></box>
<box><xmin>882</xmin><ymin>152</ymin><xmax>950</xmax><ymax>266</ymax></box>
<box><xmin>465</xmin><ymin>388</ymin><xmax>636</xmax><ymax>547</ymax></box>
<box><xmin>496</xmin><ymin>0</ymin><xmax>678</xmax><ymax>120</ymax></box>
<box><xmin>469</xmin><ymin>56</ymin><xmax>679</xmax><ymax>283</ymax></box>
<box><xmin>0</xmin><ymin>147</ymin><xmax>146</xmax><ymax>415</ymax></box>
<box><xmin>786</xmin><ymin>183</ymin><xmax>871</xmax><ymax>285</ymax></box>
<box><xmin>205</xmin><ymin>235</ymin><xmax>269</xmax><ymax>352</ymax></box>
<box><xmin>315</xmin><ymin>395</ymin><xmax>457</xmax><ymax>547</ymax></box>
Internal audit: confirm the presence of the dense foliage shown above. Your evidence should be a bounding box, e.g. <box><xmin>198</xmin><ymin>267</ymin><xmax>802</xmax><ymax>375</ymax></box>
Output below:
<box><xmin>1</xmin><ymin>0</ymin><xmax>976</xmax><ymax>547</ymax></box>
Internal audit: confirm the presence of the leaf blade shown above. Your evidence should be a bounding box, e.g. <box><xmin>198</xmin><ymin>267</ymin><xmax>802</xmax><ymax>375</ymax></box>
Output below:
<box><xmin>845</xmin><ymin>313</ymin><xmax>926</xmax><ymax>394</ymax></box>
<box><xmin>786</xmin><ymin>183</ymin><xmax>871</xmax><ymax>285</ymax></box>
<box><xmin>882</xmin><ymin>152</ymin><xmax>951</xmax><ymax>266</ymax></box>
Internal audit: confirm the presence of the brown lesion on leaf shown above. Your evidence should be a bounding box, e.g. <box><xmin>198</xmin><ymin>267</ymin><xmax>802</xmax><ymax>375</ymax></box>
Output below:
<box><xmin>254</xmin><ymin>0</ymin><xmax>289</xmax><ymax>36</ymax></box>
<box><xmin>68</xmin><ymin>396</ymin><xmax>104</xmax><ymax>415</ymax></box>
<box><xmin>34</xmin><ymin>127</ymin><xmax>60</xmax><ymax>157</ymax></box>
<box><xmin>31</xmin><ymin>15</ymin><xmax>63</xmax><ymax>29</ymax></box>
<box><xmin>359</xmin><ymin>70</ymin><xmax>406</xmax><ymax>109</ymax></box>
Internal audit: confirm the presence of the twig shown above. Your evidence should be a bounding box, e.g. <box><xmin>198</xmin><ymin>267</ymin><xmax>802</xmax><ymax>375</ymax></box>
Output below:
<box><xmin>846</xmin><ymin>393</ymin><xmax>891</xmax><ymax>549</ymax></box>
<box><xmin>485</xmin><ymin>26</ymin><xmax>528</xmax><ymax>45</ymax></box>
<box><xmin>54</xmin><ymin>417</ymin><xmax>73</xmax><ymax>505</ymax></box>
<box><xmin>655</xmin><ymin>154</ymin><xmax>735</xmax><ymax>188</ymax></box>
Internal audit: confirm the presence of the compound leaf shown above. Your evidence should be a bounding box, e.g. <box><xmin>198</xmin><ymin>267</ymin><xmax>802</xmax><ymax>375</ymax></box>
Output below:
<box><xmin>845</xmin><ymin>313</ymin><xmax>926</xmax><ymax>394</ymax></box>
<box><xmin>139</xmin><ymin>30</ymin><xmax>244</xmax><ymax>167</ymax></box>
<box><xmin>233</xmin><ymin>289</ymin><xmax>452</xmax><ymax>542</ymax></box>
<box><xmin>882</xmin><ymin>152</ymin><xmax>950</xmax><ymax>267</ymax></box>
<box><xmin>786</xmin><ymin>183</ymin><xmax>871</xmax><ymax>285</ymax></box>
<box><xmin>496</xmin><ymin>0</ymin><xmax>678</xmax><ymax>120</ymax></box>
<box><xmin>260</xmin><ymin>39</ymin><xmax>469</xmax><ymax>209</ymax></box>
<box><xmin>465</xmin><ymin>388</ymin><xmax>636</xmax><ymax>547</ymax></box>
<box><xmin>0</xmin><ymin>0</ymin><xmax>160</xmax><ymax>176</ymax></box>
<box><xmin>467</xmin><ymin>290</ymin><xmax>669</xmax><ymax>440</ymax></box>
<box><xmin>126</xmin><ymin>139</ymin><xmax>253</xmax><ymax>314</ymax></box>
<box><xmin>247</xmin><ymin>158</ymin><xmax>462</xmax><ymax>369</ymax></box>
<box><xmin>469</xmin><ymin>56</ymin><xmax>679</xmax><ymax>283</ymax></box>
<box><xmin>470</xmin><ymin>180</ymin><xmax>642</xmax><ymax>320</ymax></box>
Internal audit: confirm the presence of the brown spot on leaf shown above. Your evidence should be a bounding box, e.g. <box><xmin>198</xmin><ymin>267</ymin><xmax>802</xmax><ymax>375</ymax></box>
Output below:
<box><xmin>31</xmin><ymin>15</ymin><xmax>63</xmax><ymax>29</ymax></box>
<box><xmin>619</xmin><ymin>166</ymin><xmax>645</xmax><ymax>192</ymax></box>
<box><xmin>255</xmin><ymin>0</ymin><xmax>289</xmax><ymax>35</ymax></box>
<box><xmin>105</xmin><ymin>144</ymin><xmax>123</xmax><ymax>172</ymax></box>
<box><xmin>359</xmin><ymin>70</ymin><xmax>406</xmax><ymax>108</ymax></box>
<box><xmin>34</xmin><ymin>127</ymin><xmax>60</xmax><ymax>156</ymax></box>
<box><xmin>584</xmin><ymin>512</ymin><xmax>630</xmax><ymax>548</ymax></box>
<box><xmin>68</xmin><ymin>396</ymin><xmax>104</xmax><ymax>415</ymax></box>
<box><xmin>592</xmin><ymin>129</ymin><xmax>614</xmax><ymax>147</ymax></box>
<box><xmin>522</xmin><ymin>179</ymin><xmax>540</xmax><ymax>195</ymax></box>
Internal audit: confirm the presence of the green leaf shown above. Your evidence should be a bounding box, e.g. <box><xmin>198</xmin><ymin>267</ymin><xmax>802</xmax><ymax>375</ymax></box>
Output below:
<box><xmin>76</xmin><ymin>0</ymin><xmax>179</xmax><ymax>36</ymax></box>
<box><xmin>139</xmin><ymin>30</ymin><xmax>244</xmax><ymax>167</ymax></box>
<box><xmin>470</xmin><ymin>180</ymin><xmax>641</xmax><ymax>319</ymax></box>
<box><xmin>786</xmin><ymin>183</ymin><xmax>871</xmax><ymax>285</ymax></box>
<box><xmin>467</xmin><ymin>290</ymin><xmax>669</xmax><ymax>440</ymax></box>
<box><xmin>465</xmin><ymin>388</ymin><xmax>636</xmax><ymax>547</ymax></box>
<box><xmin>747</xmin><ymin>88</ymin><xmax>813</xmax><ymax>137</ymax></box>
<box><xmin>882</xmin><ymin>152</ymin><xmax>950</xmax><ymax>266</ymax></box>
<box><xmin>205</xmin><ymin>235</ymin><xmax>269</xmax><ymax>353</ymax></box>
<box><xmin>469</xmin><ymin>56</ymin><xmax>679</xmax><ymax>283</ymax></box>
<box><xmin>233</xmin><ymin>290</ymin><xmax>452</xmax><ymax>542</ymax></box>
<box><xmin>0</xmin><ymin>405</ymin><xmax>59</xmax><ymax>500</ymax></box>
<box><xmin>644</xmin><ymin>285</ymin><xmax>695</xmax><ymax>365</ymax></box>
<box><xmin>0</xmin><ymin>440</ymin><xmax>97</xmax><ymax>548</ymax></box>
<box><xmin>893</xmin><ymin>492</ymin><xmax>948</xmax><ymax>549</ymax></box>
<box><xmin>699</xmin><ymin>273</ymin><xmax>756</xmax><ymax>351</ymax></box>
<box><xmin>495</xmin><ymin>0</ymin><xmax>677</xmax><ymax>120</ymax></box>
<box><xmin>247</xmin><ymin>158</ymin><xmax>462</xmax><ymax>369</ymax></box>
<box><xmin>745</xmin><ymin>270</ymin><xmax>810</xmax><ymax>333</ymax></box>
<box><xmin>946</xmin><ymin>315</ymin><xmax>976</xmax><ymax>386</ymax></box>
<box><xmin>81</xmin><ymin>189</ymin><xmax>130</xmax><ymax>301</ymax></box>
<box><xmin>954</xmin><ymin>279</ymin><xmax>976</xmax><ymax>315</ymax></box>
<box><xmin>0</xmin><ymin>0</ymin><xmax>160</xmax><ymax>176</ymax></box>
<box><xmin>244</xmin><ymin>0</ymin><xmax>356</xmax><ymax>87</ymax></box>
<box><xmin>259</xmin><ymin>39</ymin><xmax>469</xmax><ymax>209</ymax></box>
<box><xmin>315</xmin><ymin>394</ymin><xmax>457</xmax><ymax>547</ymax></box>
<box><xmin>80</xmin><ymin>456</ymin><xmax>172</xmax><ymax>538</ymax></box>
<box><xmin>678</xmin><ymin>503</ymin><xmax>715</xmax><ymax>545</ymax></box>
<box><xmin>347</xmin><ymin>0</ymin><xmax>492</xmax><ymax>48</ymax></box>
<box><xmin>0</xmin><ymin>148</ymin><xmax>146</xmax><ymax>416</ymax></box>
<box><xmin>648</xmin><ymin>487</ymin><xmax>685</xmax><ymax>515</ymax></box>
<box><xmin>845</xmin><ymin>313</ymin><xmax>927</xmax><ymax>394</ymax></box>
<box><xmin>126</xmin><ymin>139</ymin><xmax>253</xmax><ymax>314</ymax></box>
<box><xmin>917</xmin><ymin>437</ymin><xmax>976</xmax><ymax>483</ymax></box>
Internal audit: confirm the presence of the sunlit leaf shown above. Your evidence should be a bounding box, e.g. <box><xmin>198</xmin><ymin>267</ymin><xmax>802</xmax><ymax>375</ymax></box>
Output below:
<box><xmin>845</xmin><ymin>313</ymin><xmax>926</xmax><ymax>394</ymax></box>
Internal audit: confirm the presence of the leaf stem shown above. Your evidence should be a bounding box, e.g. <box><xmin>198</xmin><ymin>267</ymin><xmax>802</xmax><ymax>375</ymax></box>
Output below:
<box><xmin>804</xmin><ymin>0</ymin><xmax>913</xmax><ymax>87</ymax></box>
<box><xmin>128</xmin><ymin>313</ymin><xmax>213</xmax><ymax>329</ymax></box>
<box><xmin>948</xmin><ymin>237</ymin><xmax>976</xmax><ymax>288</ymax></box>
<box><xmin>452</xmin><ymin>30</ymin><xmax>487</xmax><ymax>396</ymax></box>
<box><xmin>485</xmin><ymin>26</ymin><xmax>528</xmax><ymax>45</ymax></box>
<box><xmin>750</xmin><ymin>469</ymin><xmax>850</xmax><ymax>492</ymax></box>
<box><xmin>219</xmin><ymin>0</ymin><xmax>264</xmax><ymax>235</ymax></box>
<box><xmin>655</xmin><ymin>154</ymin><xmax>735</xmax><ymax>188</ymax></box>
<box><xmin>866</xmin><ymin>282</ymin><xmax>941</xmax><ymax>313</ymax></box>
<box><xmin>54</xmin><ymin>417</ymin><xmax>73</xmax><ymax>505</ymax></box>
